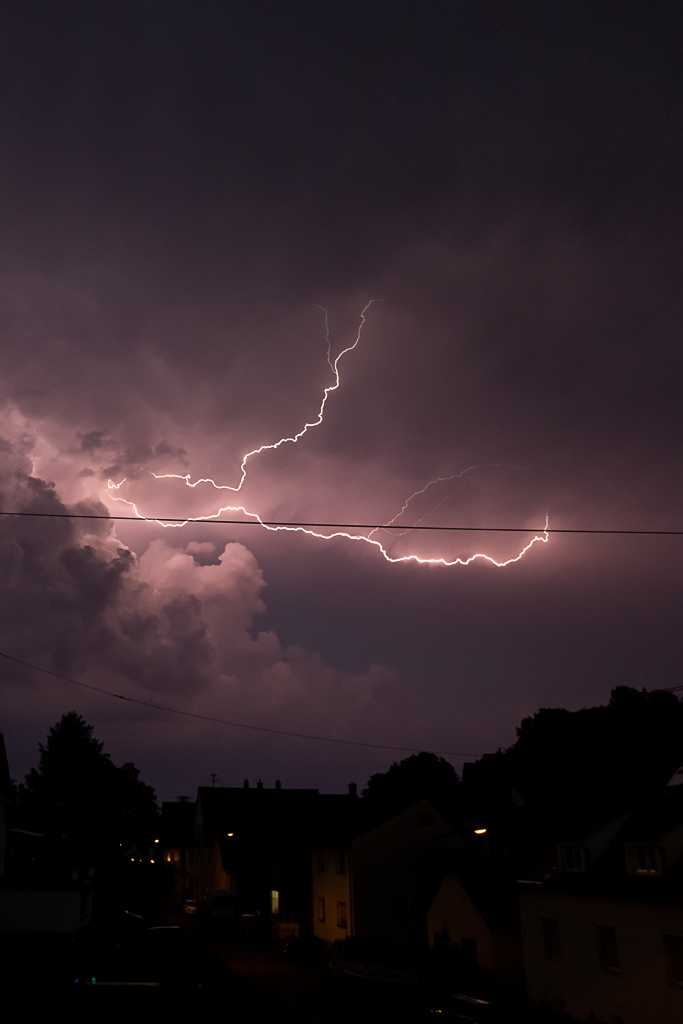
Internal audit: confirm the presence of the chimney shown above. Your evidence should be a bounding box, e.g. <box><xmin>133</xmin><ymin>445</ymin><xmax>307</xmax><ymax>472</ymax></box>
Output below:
<box><xmin>275</xmin><ymin>780</ymin><xmax>281</xmax><ymax>790</ymax></box>
<box><xmin>256</xmin><ymin>779</ymin><xmax>264</xmax><ymax>790</ymax></box>
<box><xmin>348</xmin><ymin>782</ymin><xmax>357</xmax><ymax>799</ymax></box>
<box><xmin>243</xmin><ymin>779</ymin><xmax>249</xmax><ymax>789</ymax></box>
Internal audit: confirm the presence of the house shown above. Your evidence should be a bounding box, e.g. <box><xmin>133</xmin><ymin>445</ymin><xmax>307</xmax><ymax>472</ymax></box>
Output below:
<box><xmin>194</xmin><ymin>779</ymin><xmax>322</xmax><ymax>938</ymax></box>
<box><xmin>426</xmin><ymin>853</ymin><xmax>524</xmax><ymax>993</ymax></box>
<box><xmin>159</xmin><ymin>797</ymin><xmax>196</xmax><ymax>903</ymax></box>
<box><xmin>519</xmin><ymin>767</ymin><xmax>683</xmax><ymax>1023</ymax></box>
<box><xmin>312</xmin><ymin>795</ymin><xmax>462</xmax><ymax>962</ymax></box>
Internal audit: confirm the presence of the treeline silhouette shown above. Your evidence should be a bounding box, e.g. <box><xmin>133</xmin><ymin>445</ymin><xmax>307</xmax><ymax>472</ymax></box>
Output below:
<box><xmin>10</xmin><ymin>687</ymin><xmax>683</xmax><ymax>887</ymax></box>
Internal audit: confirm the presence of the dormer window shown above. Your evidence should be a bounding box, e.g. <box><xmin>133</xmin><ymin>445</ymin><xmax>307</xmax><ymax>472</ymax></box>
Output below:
<box><xmin>558</xmin><ymin>843</ymin><xmax>586</xmax><ymax>872</ymax></box>
<box><xmin>626</xmin><ymin>843</ymin><xmax>662</xmax><ymax>876</ymax></box>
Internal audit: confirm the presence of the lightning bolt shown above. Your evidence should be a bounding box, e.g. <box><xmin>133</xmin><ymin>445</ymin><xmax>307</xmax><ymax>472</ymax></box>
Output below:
<box><xmin>106</xmin><ymin>302</ymin><xmax>549</xmax><ymax>567</ymax></box>
<box><xmin>367</xmin><ymin>465</ymin><xmax>519</xmax><ymax>539</ymax></box>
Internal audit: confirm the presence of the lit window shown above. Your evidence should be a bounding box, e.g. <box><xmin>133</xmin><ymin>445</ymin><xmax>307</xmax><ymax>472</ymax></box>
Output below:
<box><xmin>336</xmin><ymin>901</ymin><xmax>347</xmax><ymax>929</ymax></box>
<box><xmin>318</xmin><ymin>897</ymin><xmax>325</xmax><ymax>922</ymax></box>
<box><xmin>663</xmin><ymin>935</ymin><xmax>683</xmax><ymax>987</ymax></box>
<box><xmin>596</xmin><ymin>924</ymin><xmax>620</xmax><ymax>972</ymax></box>
<box><xmin>542</xmin><ymin>917</ymin><xmax>561</xmax><ymax>961</ymax></box>
<box><xmin>627</xmin><ymin>844</ymin><xmax>660</xmax><ymax>875</ymax></box>
<box><xmin>271</xmin><ymin>890</ymin><xmax>279</xmax><ymax>915</ymax></box>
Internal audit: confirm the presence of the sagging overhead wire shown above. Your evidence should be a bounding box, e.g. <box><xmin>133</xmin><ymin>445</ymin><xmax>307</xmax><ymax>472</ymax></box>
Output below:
<box><xmin>0</xmin><ymin>649</ymin><xmax>482</xmax><ymax>758</ymax></box>
<box><xmin>0</xmin><ymin>508</ymin><xmax>681</xmax><ymax>535</ymax></box>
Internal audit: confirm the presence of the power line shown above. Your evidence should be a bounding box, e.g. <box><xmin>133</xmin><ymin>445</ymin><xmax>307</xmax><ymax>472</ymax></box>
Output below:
<box><xmin>0</xmin><ymin>650</ymin><xmax>481</xmax><ymax>758</ymax></box>
<box><xmin>0</xmin><ymin>508</ymin><xmax>681</xmax><ymax>536</ymax></box>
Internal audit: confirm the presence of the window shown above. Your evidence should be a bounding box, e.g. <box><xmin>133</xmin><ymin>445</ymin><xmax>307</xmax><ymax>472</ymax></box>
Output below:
<box><xmin>316</xmin><ymin>847</ymin><xmax>325</xmax><ymax>872</ymax></box>
<box><xmin>335</xmin><ymin>847</ymin><xmax>346</xmax><ymax>874</ymax></box>
<box><xmin>596</xmin><ymin>924</ymin><xmax>620</xmax><ymax>972</ymax></box>
<box><xmin>271</xmin><ymin>889</ymin><xmax>279</xmax><ymax>915</ymax></box>
<box><xmin>663</xmin><ymin>935</ymin><xmax>683</xmax><ymax>987</ymax></box>
<box><xmin>626</xmin><ymin>843</ymin><xmax>661</xmax><ymax>875</ymax></box>
<box><xmin>419</xmin><ymin>814</ymin><xmax>435</xmax><ymax>828</ymax></box>
<box><xmin>336</xmin><ymin>901</ymin><xmax>347</xmax><ymax>928</ymax></box>
<box><xmin>542</xmin><ymin>917</ymin><xmax>561</xmax><ymax>961</ymax></box>
<box><xmin>558</xmin><ymin>844</ymin><xmax>585</xmax><ymax>872</ymax></box>
<box><xmin>318</xmin><ymin>897</ymin><xmax>325</xmax><ymax>922</ymax></box>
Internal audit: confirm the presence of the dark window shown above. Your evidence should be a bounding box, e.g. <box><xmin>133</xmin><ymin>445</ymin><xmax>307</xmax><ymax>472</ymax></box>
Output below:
<box><xmin>336</xmin><ymin>901</ymin><xmax>347</xmax><ymax>928</ymax></box>
<box><xmin>318</xmin><ymin>896</ymin><xmax>325</xmax><ymax>922</ymax></box>
<box><xmin>419</xmin><ymin>814</ymin><xmax>435</xmax><ymax>828</ymax></box>
<box><xmin>663</xmin><ymin>935</ymin><xmax>683</xmax><ymax>987</ymax></box>
<box><xmin>635</xmin><ymin>846</ymin><xmax>657</xmax><ymax>873</ymax></box>
<box><xmin>542</xmin><ymin>917</ymin><xmax>561</xmax><ymax>961</ymax></box>
<box><xmin>559</xmin><ymin>844</ymin><xmax>584</xmax><ymax>872</ymax></box>
<box><xmin>335</xmin><ymin>848</ymin><xmax>346</xmax><ymax>874</ymax></box>
<box><xmin>596</xmin><ymin>924</ymin><xmax>620</xmax><ymax>971</ymax></box>
<box><xmin>316</xmin><ymin>847</ymin><xmax>325</xmax><ymax>872</ymax></box>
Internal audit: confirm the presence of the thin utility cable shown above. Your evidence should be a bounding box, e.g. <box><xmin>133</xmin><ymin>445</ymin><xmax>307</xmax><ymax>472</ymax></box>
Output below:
<box><xmin>0</xmin><ymin>508</ymin><xmax>681</xmax><ymax>535</ymax></box>
<box><xmin>0</xmin><ymin>650</ymin><xmax>481</xmax><ymax>758</ymax></box>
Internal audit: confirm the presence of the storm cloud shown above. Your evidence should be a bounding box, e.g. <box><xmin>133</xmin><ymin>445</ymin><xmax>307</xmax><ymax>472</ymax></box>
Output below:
<box><xmin>0</xmin><ymin>2</ymin><xmax>681</xmax><ymax>797</ymax></box>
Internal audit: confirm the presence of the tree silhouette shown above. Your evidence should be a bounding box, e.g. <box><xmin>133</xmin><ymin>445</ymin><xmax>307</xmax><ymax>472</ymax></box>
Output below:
<box><xmin>463</xmin><ymin>687</ymin><xmax>683</xmax><ymax>817</ymax></box>
<box><xmin>363</xmin><ymin>751</ymin><xmax>460</xmax><ymax>813</ymax></box>
<box><xmin>20</xmin><ymin>711</ymin><xmax>158</xmax><ymax>866</ymax></box>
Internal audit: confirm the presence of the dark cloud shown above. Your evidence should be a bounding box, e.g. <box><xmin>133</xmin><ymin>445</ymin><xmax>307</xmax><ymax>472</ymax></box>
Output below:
<box><xmin>0</xmin><ymin>2</ymin><xmax>681</xmax><ymax>799</ymax></box>
<box><xmin>75</xmin><ymin>431</ymin><xmax>117</xmax><ymax>454</ymax></box>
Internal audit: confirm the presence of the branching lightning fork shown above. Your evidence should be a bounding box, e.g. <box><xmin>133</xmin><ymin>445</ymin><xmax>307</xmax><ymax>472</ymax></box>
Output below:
<box><xmin>107</xmin><ymin>302</ymin><xmax>549</xmax><ymax>567</ymax></box>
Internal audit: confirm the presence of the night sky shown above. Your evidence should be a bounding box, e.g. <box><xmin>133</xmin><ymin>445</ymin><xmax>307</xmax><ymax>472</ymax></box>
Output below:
<box><xmin>1</xmin><ymin>1</ymin><xmax>681</xmax><ymax>802</ymax></box>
